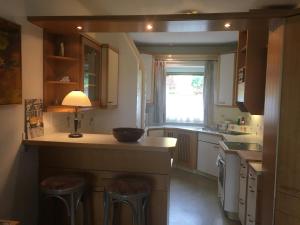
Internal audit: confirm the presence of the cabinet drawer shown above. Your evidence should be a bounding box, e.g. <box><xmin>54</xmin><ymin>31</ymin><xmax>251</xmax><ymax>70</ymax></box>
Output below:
<box><xmin>239</xmin><ymin>198</ymin><xmax>246</xmax><ymax>225</ymax></box>
<box><xmin>240</xmin><ymin>159</ymin><xmax>248</xmax><ymax>176</ymax></box>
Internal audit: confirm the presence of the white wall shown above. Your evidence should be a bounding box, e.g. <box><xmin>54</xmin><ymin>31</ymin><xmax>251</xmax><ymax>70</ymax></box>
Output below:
<box><xmin>0</xmin><ymin>0</ymin><xmax>43</xmax><ymax>224</ymax></box>
<box><xmin>88</xmin><ymin>33</ymin><xmax>140</xmax><ymax>132</ymax></box>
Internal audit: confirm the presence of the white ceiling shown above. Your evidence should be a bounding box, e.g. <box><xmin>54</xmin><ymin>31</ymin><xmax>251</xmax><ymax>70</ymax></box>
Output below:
<box><xmin>129</xmin><ymin>31</ymin><xmax>238</xmax><ymax>45</ymax></box>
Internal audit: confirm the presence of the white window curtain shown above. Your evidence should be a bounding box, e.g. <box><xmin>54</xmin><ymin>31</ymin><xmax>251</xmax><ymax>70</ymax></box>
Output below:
<box><xmin>153</xmin><ymin>60</ymin><xmax>166</xmax><ymax>124</ymax></box>
<box><xmin>203</xmin><ymin>60</ymin><xmax>217</xmax><ymax>127</ymax></box>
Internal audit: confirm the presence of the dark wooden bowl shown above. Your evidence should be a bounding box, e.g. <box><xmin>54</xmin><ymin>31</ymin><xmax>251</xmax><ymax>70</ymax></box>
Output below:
<box><xmin>112</xmin><ymin>127</ymin><xmax>145</xmax><ymax>142</ymax></box>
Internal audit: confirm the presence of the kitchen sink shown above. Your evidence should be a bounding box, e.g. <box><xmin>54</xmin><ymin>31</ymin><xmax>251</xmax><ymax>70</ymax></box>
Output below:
<box><xmin>223</xmin><ymin>141</ymin><xmax>262</xmax><ymax>151</ymax></box>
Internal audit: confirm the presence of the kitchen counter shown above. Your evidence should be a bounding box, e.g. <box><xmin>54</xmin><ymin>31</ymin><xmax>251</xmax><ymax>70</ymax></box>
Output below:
<box><xmin>249</xmin><ymin>162</ymin><xmax>263</xmax><ymax>175</ymax></box>
<box><xmin>147</xmin><ymin>125</ymin><xmax>259</xmax><ymax>143</ymax></box>
<box><xmin>24</xmin><ymin>132</ymin><xmax>176</xmax><ymax>225</ymax></box>
<box><xmin>219</xmin><ymin>140</ymin><xmax>263</xmax><ymax>156</ymax></box>
<box><xmin>24</xmin><ymin>132</ymin><xmax>177</xmax><ymax>152</ymax></box>
<box><xmin>237</xmin><ymin>150</ymin><xmax>262</xmax><ymax>162</ymax></box>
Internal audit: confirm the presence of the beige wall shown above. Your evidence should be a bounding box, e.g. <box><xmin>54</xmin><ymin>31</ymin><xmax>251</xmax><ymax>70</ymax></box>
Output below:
<box><xmin>0</xmin><ymin>0</ymin><xmax>43</xmax><ymax>224</ymax></box>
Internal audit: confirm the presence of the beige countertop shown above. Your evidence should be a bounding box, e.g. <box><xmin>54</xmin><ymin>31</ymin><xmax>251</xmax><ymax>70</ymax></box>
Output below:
<box><xmin>249</xmin><ymin>162</ymin><xmax>263</xmax><ymax>175</ymax></box>
<box><xmin>147</xmin><ymin>125</ymin><xmax>258</xmax><ymax>142</ymax></box>
<box><xmin>219</xmin><ymin>141</ymin><xmax>263</xmax><ymax>157</ymax></box>
<box><xmin>237</xmin><ymin>151</ymin><xmax>262</xmax><ymax>162</ymax></box>
<box><xmin>23</xmin><ymin>132</ymin><xmax>177</xmax><ymax>152</ymax></box>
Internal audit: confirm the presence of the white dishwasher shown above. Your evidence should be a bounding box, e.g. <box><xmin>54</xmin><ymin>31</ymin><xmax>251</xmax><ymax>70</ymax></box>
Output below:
<box><xmin>197</xmin><ymin>133</ymin><xmax>223</xmax><ymax>177</ymax></box>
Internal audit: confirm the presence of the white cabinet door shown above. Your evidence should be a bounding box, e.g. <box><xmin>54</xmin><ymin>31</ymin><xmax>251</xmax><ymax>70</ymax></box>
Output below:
<box><xmin>197</xmin><ymin>141</ymin><xmax>220</xmax><ymax>177</ymax></box>
<box><xmin>107</xmin><ymin>48</ymin><xmax>119</xmax><ymax>106</ymax></box>
<box><xmin>216</xmin><ymin>53</ymin><xmax>236</xmax><ymax>106</ymax></box>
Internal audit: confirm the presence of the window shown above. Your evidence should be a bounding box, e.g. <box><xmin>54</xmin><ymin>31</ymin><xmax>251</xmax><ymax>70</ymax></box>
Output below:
<box><xmin>166</xmin><ymin>74</ymin><xmax>205</xmax><ymax>124</ymax></box>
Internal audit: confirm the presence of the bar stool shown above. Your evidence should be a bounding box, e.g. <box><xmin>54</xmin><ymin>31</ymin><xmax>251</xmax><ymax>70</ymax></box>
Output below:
<box><xmin>103</xmin><ymin>177</ymin><xmax>151</xmax><ymax>225</ymax></box>
<box><xmin>40</xmin><ymin>175</ymin><xmax>88</xmax><ymax>225</ymax></box>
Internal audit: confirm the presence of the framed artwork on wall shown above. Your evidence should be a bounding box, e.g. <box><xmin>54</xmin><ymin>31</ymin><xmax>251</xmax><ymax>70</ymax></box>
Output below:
<box><xmin>0</xmin><ymin>17</ymin><xmax>21</xmax><ymax>105</ymax></box>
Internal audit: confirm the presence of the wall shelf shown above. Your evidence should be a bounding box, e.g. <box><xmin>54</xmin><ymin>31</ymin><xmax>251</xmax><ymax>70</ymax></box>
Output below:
<box><xmin>46</xmin><ymin>81</ymin><xmax>78</xmax><ymax>85</ymax></box>
<box><xmin>47</xmin><ymin>55</ymin><xmax>79</xmax><ymax>61</ymax></box>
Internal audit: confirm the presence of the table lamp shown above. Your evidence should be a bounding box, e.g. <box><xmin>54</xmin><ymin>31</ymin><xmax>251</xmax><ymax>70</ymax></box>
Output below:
<box><xmin>62</xmin><ymin>91</ymin><xmax>92</xmax><ymax>138</ymax></box>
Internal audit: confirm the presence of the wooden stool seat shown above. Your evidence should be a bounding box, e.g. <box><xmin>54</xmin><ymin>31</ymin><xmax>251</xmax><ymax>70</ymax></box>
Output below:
<box><xmin>106</xmin><ymin>177</ymin><xmax>151</xmax><ymax>195</ymax></box>
<box><xmin>40</xmin><ymin>175</ymin><xmax>88</xmax><ymax>225</ymax></box>
<box><xmin>41</xmin><ymin>175</ymin><xmax>86</xmax><ymax>195</ymax></box>
<box><xmin>104</xmin><ymin>177</ymin><xmax>151</xmax><ymax>225</ymax></box>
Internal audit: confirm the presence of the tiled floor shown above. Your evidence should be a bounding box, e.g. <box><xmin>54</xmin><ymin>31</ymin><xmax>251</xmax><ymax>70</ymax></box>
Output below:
<box><xmin>169</xmin><ymin>168</ymin><xmax>240</xmax><ymax>225</ymax></box>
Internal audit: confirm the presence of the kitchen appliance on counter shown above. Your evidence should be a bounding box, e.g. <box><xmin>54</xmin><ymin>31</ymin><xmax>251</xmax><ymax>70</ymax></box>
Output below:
<box><xmin>217</xmin><ymin>142</ymin><xmax>262</xmax><ymax>220</ymax></box>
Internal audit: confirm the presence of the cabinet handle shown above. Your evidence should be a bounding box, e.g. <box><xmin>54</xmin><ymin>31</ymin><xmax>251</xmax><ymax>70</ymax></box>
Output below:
<box><xmin>240</xmin><ymin>174</ymin><xmax>246</xmax><ymax>179</ymax></box>
<box><xmin>248</xmin><ymin>186</ymin><xmax>255</xmax><ymax>193</ymax></box>
<box><xmin>108</xmin><ymin>101</ymin><xmax>113</xmax><ymax>103</ymax></box>
<box><xmin>239</xmin><ymin>199</ymin><xmax>245</xmax><ymax>205</ymax></box>
<box><xmin>248</xmin><ymin>218</ymin><xmax>254</xmax><ymax>223</ymax></box>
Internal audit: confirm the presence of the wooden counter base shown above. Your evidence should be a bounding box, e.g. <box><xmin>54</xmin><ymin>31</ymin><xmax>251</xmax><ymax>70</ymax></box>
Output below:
<box><xmin>25</xmin><ymin>133</ymin><xmax>176</xmax><ymax>225</ymax></box>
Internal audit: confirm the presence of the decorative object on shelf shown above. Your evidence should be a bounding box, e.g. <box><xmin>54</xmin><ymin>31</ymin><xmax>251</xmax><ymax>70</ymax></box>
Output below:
<box><xmin>60</xmin><ymin>75</ymin><xmax>70</xmax><ymax>82</ymax></box>
<box><xmin>59</xmin><ymin>42</ymin><xmax>64</xmax><ymax>56</ymax></box>
<box><xmin>0</xmin><ymin>18</ymin><xmax>21</xmax><ymax>105</ymax></box>
<box><xmin>25</xmin><ymin>99</ymin><xmax>44</xmax><ymax>139</ymax></box>
<box><xmin>112</xmin><ymin>127</ymin><xmax>144</xmax><ymax>142</ymax></box>
<box><xmin>62</xmin><ymin>91</ymin><xmax>91</xmax><ymax>138</ymax></box>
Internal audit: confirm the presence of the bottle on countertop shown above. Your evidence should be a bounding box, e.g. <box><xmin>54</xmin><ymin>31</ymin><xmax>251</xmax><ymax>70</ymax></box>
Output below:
<box><xmin>240</xmin><ymin>117</ymin><xmax>246</xmax><ymax>125</ymax></box>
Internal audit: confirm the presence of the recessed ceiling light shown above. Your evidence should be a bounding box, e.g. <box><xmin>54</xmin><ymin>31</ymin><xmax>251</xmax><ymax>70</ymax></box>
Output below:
<box><xmin>224</xmin><ymin>23</ymin><xmax>231</xmax><ymax>29</ymax></box>
<box><xmin>168</xmin><ymin>54</ymin><xmax>172</xmax><ymax>58</ymax></box>
<box><xmin>146</xmin><ymin>24</ymin><xmax>153</xmax><ymax>31</ymax></box>
<box><xmin>76</xmin><ymin>26</ymin><xmax>83</xmax><ymax>30</ymax></box>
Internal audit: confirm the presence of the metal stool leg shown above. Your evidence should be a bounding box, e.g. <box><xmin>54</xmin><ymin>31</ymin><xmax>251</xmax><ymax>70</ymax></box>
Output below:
<box><xmin>70</xmin><ymin>193</ymin><xmax>76</xmax><ymax>225</ymax></box>
<box><xmin>103</xmin><ymin>192</ymin><xmax>110</xmax><ymax>225</ymax></box>
<box><xmin>142</xmin><ymin>196</ymin><xmax>149</xmax><ymax>225</ymax></box>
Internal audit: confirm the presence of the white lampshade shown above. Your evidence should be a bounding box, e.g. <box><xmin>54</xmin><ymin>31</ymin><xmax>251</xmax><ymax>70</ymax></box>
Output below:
<box><xmin>62</xmin><ymin>91</ymin><xmax>92</xmax><ymax>107</ymax></box>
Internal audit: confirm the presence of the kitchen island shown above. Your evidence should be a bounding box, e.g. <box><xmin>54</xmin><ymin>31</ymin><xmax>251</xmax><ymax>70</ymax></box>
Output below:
<box><xmin>24</xmin><ymin>133</ymin><xmax>177</xmax><ymax>225</ymax></box>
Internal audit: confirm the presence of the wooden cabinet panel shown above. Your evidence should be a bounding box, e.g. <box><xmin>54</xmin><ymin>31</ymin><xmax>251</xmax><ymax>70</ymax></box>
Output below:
<box><xmin>174</xmin><ymin>131</ymin><xmax>197</xmax><ymax>170</ymax></box>
<box><xmin>147</xmin><ymin>128</ymin><xmax>164</xmax><ymax>137</ymax></box>
<box><xmin>235</xmin><ymin>19</ymin><xmax>268</xmax><ymax>115</ymax></box>
<box><xmin>216</xmin><ymin>53</ymin><xmax>236</xmax><ymax>106</ymax></box>
<box><xmin>43</xmin><ymin>32</ymin><xmax>81</xmax><ymax>111</ymax></box>
<box><xmin>163</xmin><ymin>128</ymin><xmax>197</xmax><ymax>170</ymax></box>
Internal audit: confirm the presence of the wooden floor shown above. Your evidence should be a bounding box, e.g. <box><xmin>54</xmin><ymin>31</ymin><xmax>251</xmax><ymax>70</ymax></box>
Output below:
<box><xmin>169</xmin><ymin>168</ymin><xmax>240</xmax><ymax>225</ymax></box>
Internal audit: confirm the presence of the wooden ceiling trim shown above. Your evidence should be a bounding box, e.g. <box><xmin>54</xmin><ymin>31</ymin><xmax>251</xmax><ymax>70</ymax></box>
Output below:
<box><xmin>27</xmin><ymin>9</ymin><xmax>300</xmax><ymax>33</ymax></box>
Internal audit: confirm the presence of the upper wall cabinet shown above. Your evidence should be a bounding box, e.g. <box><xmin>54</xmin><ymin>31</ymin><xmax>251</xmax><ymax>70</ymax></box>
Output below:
<box><xmin>43</xmin><ymin>32</ymin><xmax>119</xmax><ymax>111</ymax></box>
<box><xmin>100</xmin><ymin>44</ymin><xmax>119</xmax><ymax>108</ymax></box>
<box><xmin>236</xmin><ymin>19</ymin><xmax>268</xmax><ymax>115</ymax></box>
<box><xmin>140</xmin><ymin>54</ymin><xmax>154</xmax><ymax>104</ymax></box>
<box><xmin>43</xmin><ymin>32</ymin><xmax>81</xmax><ymax>112</ymax></box>
<box><xmin>81</xmin><ymin>36</ymin><xmax>101</xmax><ymax>106</ymax></box>
<box><xmin>216</xmin><ymin>53</ymin><xmax>236</xmax><ymax>107</ymax></box>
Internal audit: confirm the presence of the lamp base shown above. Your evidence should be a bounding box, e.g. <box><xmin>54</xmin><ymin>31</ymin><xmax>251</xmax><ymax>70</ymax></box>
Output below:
<box><xmin>69</xmin><ymin>133</ymin><xmax>83</xmax><ymax>138</ymax></box>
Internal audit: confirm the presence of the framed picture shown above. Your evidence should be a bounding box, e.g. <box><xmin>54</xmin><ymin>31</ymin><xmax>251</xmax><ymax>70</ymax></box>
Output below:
<box><xmin>0</xmin><ymin>17</ymin><xmax>21</xmax><ymax>105</ymax></box>
<box><xmin>25</xmin><ymin>99</ymin><xmax>44</xmax><ymax>139</ymax></box>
